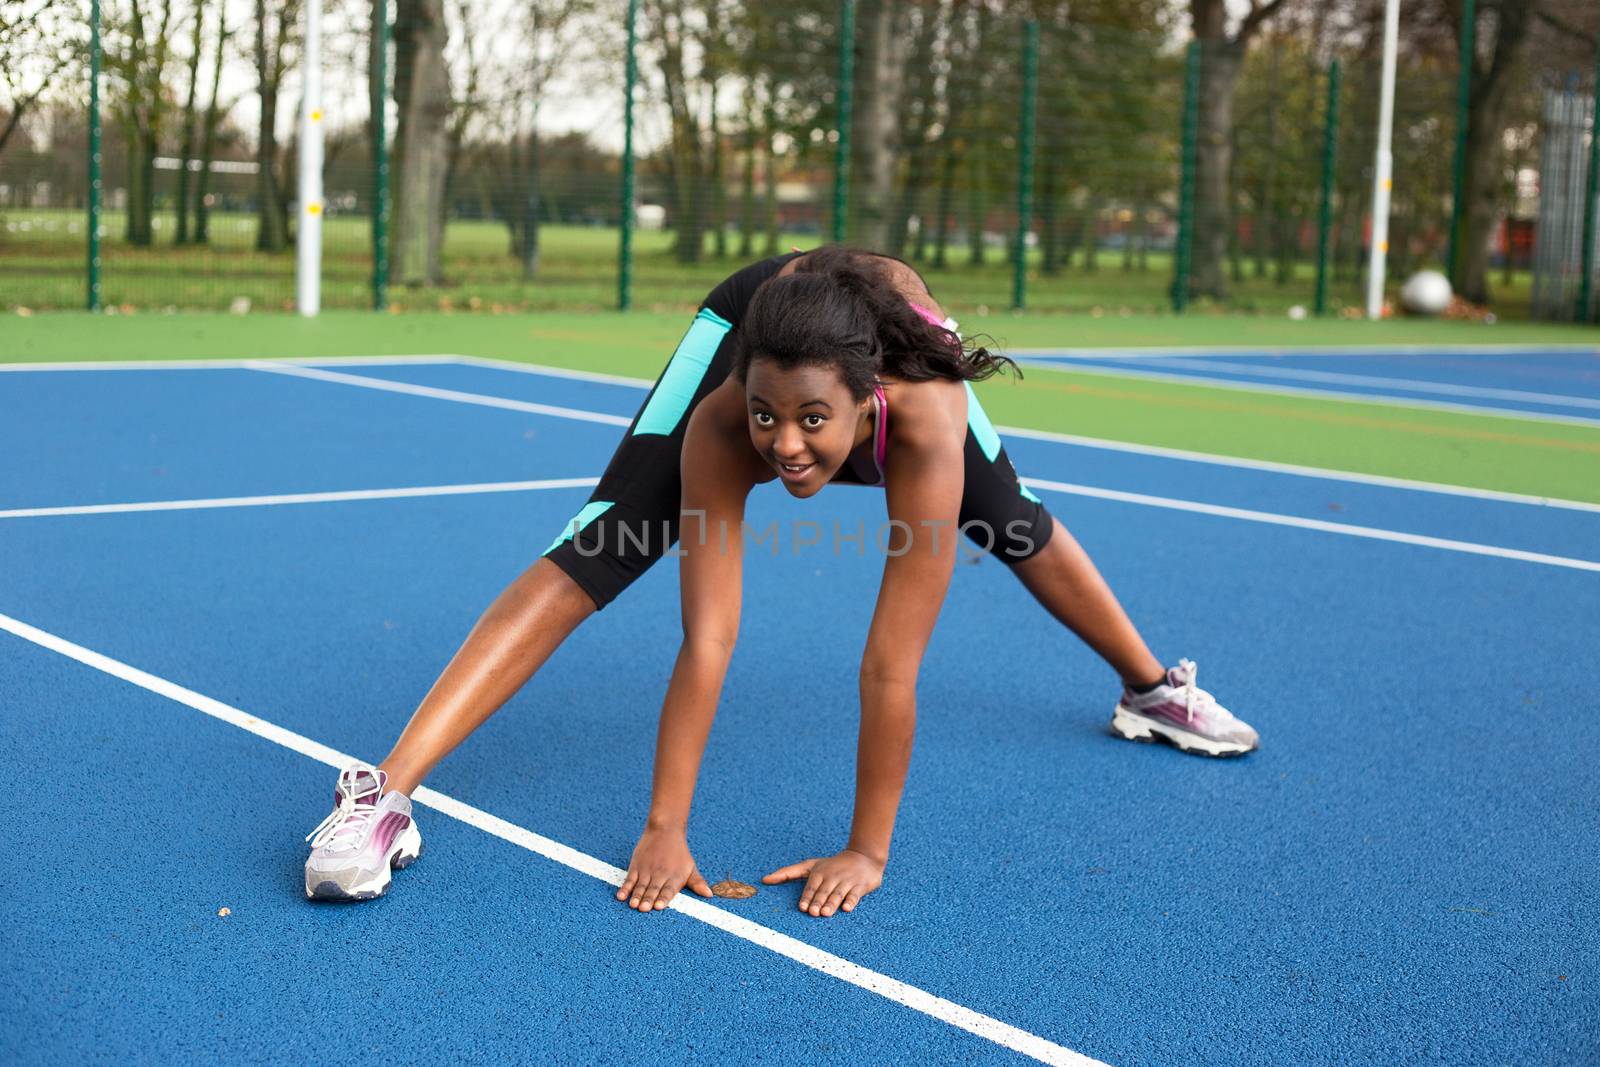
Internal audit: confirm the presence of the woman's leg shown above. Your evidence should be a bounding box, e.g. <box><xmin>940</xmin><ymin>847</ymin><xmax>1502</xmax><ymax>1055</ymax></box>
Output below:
<box><xmin>953</xmin><ymin>389</ymin><xmax>1164</xmax><ymax>688</ymax></box>
<box><xmin>375</xmin><ymin>254</ymin><xmax>799</xmax><ymax>797</ymax></box>
<box><xmin>1009</xmin><ymin>516</ymin><xmax>1165</xmax><ymax>687</ymax></box>
<box><xmin>377</xmin><ymin>558</ymin><xmax>595</xmax><ymax>796</ymax></box>
<box><xmin>1011</xmin><ymin>515</ymin><xmax>1260</xmax><ymax>755</ymax></box>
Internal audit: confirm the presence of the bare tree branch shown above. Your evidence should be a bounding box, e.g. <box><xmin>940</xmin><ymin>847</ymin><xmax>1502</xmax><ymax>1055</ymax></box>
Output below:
<box><xmin>1535</xmin><ymin>8</ymin><xmax>1595</xmax><ymax>48</ymax></box>
<box><xmin>0</xmin><ymin>44</ymin><xmax>69</xmax><ymax>156</ymax></box>
<box><xmin>1238</xmin><ymin>0</ymin><xmax>1293</xmax><ymax>42</ymax></box>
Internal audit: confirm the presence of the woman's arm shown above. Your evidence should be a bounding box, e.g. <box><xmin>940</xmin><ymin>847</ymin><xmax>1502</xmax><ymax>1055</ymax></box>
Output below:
<box><xmin>618</xmin><ymin>381</ymin><xmax>762</xmax><ymax>912</ymax></box>
<box><xmin>764</xmin><ymin>380</ymin><xmax>967</xmax><ymax>916</ymax></box>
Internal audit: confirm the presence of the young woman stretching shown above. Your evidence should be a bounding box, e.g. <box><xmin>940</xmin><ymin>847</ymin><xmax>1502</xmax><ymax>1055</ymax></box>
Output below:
<box><xmin>302</xmin><ymin>247</ymin><xmax>1258</xmax><ymax>909</ymax></box>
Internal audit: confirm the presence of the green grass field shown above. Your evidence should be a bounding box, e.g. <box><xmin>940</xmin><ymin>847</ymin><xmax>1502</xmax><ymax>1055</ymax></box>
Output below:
<box><xmin>0</xmin><ymin>207</ymin><xmax>1545</xmax><ymax>318</ymax></box>
<box><xmin>6</xmin><ymin>309</ymin><xmax>1598</xmax><ymax>505</ymax></box>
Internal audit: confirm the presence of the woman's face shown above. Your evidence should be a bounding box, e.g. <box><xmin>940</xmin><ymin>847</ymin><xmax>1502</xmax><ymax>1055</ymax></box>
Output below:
<box><xmin>743</xmin><ymin>358</ymin><xmax>873</xmax><ymax>498</ymax></box>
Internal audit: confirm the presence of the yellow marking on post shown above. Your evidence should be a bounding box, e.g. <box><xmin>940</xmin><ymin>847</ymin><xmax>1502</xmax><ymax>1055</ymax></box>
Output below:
<box><xmin>308</xmin><ymin>203</ymin><xmax>323</xmax><ymax>216</ymax></box>
<box><xmin>312</xmin><ymin>109</ymin><xmax>323</xmax><ymax>122</ymax></box>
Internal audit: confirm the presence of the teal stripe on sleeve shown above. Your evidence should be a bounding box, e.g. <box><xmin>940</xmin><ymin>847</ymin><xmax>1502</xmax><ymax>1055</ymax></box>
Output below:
<box><xmin>633</xmin><ymin>307</ymin><xmax>733</xmax><ymax>436</ymax></box>
<box><xmin>544</xmin><ymin>500</ymin><xmax>615</xmax><ymax>555</ymax></box>
<box><xmin>964</xmin><ymin>381</ymin><xmax>1001</xmax><ymax>462</ymax></box>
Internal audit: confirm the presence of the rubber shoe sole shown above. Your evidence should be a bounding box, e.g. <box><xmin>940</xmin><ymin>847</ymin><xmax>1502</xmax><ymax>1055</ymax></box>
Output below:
<box><xmin>1111</xmin><ymin>705</ymin><xmax>1256</xmax><ymax>758</ymax></box>
<box><xmin>306</xmin><ymin>822</ymin><xmax>423</xmax><ymax>902</ymax></box>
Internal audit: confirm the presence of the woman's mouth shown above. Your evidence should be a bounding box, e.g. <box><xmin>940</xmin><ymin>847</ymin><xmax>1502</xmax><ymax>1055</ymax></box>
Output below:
<box><xmin>776</xmin><ymin>460</ymin><xmax>813</xmax><ymax>482</ymax></box>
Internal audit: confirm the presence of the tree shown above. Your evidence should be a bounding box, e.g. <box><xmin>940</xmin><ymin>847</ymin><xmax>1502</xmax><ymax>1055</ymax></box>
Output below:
<box><xmin>475</xmin><ymin>0</ymin><xmax>598</xmax><ymax>279</ymax></box>
<box><xmin>848</xmin><ymin>0</ymin><xmax>909</xmax><ymax>250</ymax></box>
<box><xmin>884</xmin><ymin>0</ymin><xmax>942</xmax><ymax>257</ymax></box>
<box><xmin>1231</xmin><ymin>32</ymin><xmax>1321</xmax><ymax>286</ymax></box>
<box><xmin>391</xmin><ymin>0</ymin><xmax>451</xmax><ymax>284</ymax></box>
<box><xmin>728</xmin><ymin>2</ymin><xmax>834</xmax><ymax>254</ymax></box>
<box><xmin>1448</xmin><ymin>0</ymin><xmax>1536</xmax><ymax>304</ymax></box>
<box><xmin>1186</xmin><ymin>0</ymin><xmax>1291</xmax><ymax>300</ymax></box>
<box><xmin>0</xmin><ymin>0</ymin><xmax>81</xmax><ymax>158</ymax></box>
<box><xmin>173</xmin><ymin>0</ymin><xmax>207</xmax><ymax>244</ymax></box>
<box><xmin>105</xmin><ymin>0</ymin><xmax>180</xmax><ymax>246</ymax></box>
<box><xmin>192</xmin><ymin>5</ymin><xmax>232</xmax><ymax>245</ymax></box>
<box><xmin>1369</xmin><ymin>0</ymin><xmax>1577</xmax><ymax>303</ymax></box>
<box><xmin>928</xmin><ymin>0</ymin><xmax>980</xmax><ymax>270</ymax></box>
<box><xmin>642</xmin><ymin>0</ymin><xmax>722</xmax><ymax>264</ymax></box>
<box><xmin>253</xmin><ymin>0</ymin><xmax>298</xmax><ymax>252</ymax></box>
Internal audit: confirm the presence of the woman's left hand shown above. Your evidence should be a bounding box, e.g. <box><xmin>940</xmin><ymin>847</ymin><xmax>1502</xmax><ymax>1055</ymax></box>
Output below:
<box><xmin>762</xmin><ymin>849</ymin><xmax>885</xmax><ymax>917</ymax></box>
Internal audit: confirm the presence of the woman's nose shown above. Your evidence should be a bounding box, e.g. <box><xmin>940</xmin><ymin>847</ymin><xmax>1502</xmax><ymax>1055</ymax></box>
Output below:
<box><xmin>773</xmin><ymin>425</ymin><xmax>806</xmax><ymax>458</ymax></box>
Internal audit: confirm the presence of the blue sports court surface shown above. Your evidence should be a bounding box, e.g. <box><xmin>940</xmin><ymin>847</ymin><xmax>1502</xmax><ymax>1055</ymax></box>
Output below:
<box><xmin>1012</xmin><ymin>345</ymin><xmax>1600</xmax><ymax>425</ymax></box>
<box><xmin>2</xmin><ymin>353</ymin><xmax>1596</xmax><ymax>1065</ymax></box>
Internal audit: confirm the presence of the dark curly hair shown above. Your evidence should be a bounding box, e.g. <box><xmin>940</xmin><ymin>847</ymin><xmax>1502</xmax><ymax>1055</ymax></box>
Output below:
<box><xmin>731</xmin><ymin>246</ymin><xmax>1018</xmax><ymax>402</ymax></box>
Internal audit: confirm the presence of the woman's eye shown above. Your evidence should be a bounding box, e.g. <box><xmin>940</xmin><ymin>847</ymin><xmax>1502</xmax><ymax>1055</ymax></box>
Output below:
<box><xmin>803</xmin><ymin>415</ymin><xmax>825</xmax><ymax>429</ymax></box>
<box><xmin>752</xmin><ymin>412</ymin><xmax>774</xmax><ymax>428</ymax></box>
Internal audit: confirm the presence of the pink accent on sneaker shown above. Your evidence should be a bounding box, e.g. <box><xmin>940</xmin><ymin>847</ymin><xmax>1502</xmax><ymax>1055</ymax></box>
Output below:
<box><xmin>370</xmin><ymin>810</ymin><xmax>411</xmax><ymax>854</ymax></box>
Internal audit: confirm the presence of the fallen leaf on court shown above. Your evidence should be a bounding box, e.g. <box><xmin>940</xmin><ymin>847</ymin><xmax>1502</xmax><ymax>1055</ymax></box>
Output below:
<box><xmin>710</xmin><ymin>880</ymin><xmax>757</xmax><ymax>900</ymax></box>
<box><xmin>217</xmin><ymin>907</ymin><xmax>231</xmax><ymax>917</ymax></box>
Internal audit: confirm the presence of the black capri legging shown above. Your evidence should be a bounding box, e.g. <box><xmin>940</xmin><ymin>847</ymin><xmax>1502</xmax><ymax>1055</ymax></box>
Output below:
<box><xmin>543</xmin><ymin>253</ymin><xmax>1055</xmax><ymax>611</ymax></box>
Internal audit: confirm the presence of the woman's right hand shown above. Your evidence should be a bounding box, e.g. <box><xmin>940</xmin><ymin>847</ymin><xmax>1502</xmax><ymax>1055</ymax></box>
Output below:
<box><xmin>616</xmin><ymin>825</ymin><xmax>714</xmax><ymax>912</ymax></box>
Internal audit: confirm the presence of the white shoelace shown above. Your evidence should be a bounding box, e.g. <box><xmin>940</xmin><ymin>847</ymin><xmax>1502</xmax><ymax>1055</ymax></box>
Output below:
<box><xmin>305</xmin><ymin>770</ymin><xmax>383</xmax><ymax>851</ymax></box>
<box><xmin>1174</xmin><ymin>658</ymin><xmax>1215</xmax><ymax>725</ymax></box>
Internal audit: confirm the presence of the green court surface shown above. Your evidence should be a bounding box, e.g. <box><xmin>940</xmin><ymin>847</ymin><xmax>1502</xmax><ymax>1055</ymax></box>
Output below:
<box><xmin>5</xmin><ymin>310</ymin><xmax>1599</xmax><ymax>504</ymax></box>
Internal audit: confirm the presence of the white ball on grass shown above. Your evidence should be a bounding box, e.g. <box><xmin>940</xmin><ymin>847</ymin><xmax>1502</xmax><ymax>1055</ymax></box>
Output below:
<box><xmin>1400</xmin><ymin>270</ymin><xmax>1452</xmax><ymax>316</ymax></box>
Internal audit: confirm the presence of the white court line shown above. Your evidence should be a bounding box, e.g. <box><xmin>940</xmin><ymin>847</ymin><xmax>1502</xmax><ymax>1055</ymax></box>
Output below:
<box><xmin>448</xmin><ymin>355</ymin><xmax>1600</xmax><ymax>515</ymax></box>
<box><xmin>1019</xmin><ymin>355</ymin><xmax>1600</xmax><ymax>411</ymax></box>
<box><xmin>0</xmin><ymin>478</ymin><xmax>599</xmax><ymax>519</ymax></box>
<box><xmin>994</xmin><ymin>426</ymin><xmax>1600</xmax><ymax>515</ymax></box>
<box><xmin>0</xmin><ymin>354</ymin><xmax>459</xmax><ymax>372</ymax></box>
<box><xmin>243</xmin><ymin>360</ymin><xmax>633</xmax><ymax>427</ymax></box>
<box><xmin>1011</xmin><ymin>359</ymin><xmax>1600</xmax><ymax>429</ymax></box>
<box><xmin>9</xmin><ymin>465</ymin><xmax>1588</xmax><ymax>578</ymax></box>
<box><xmin>1021</xmin><ymin>477</ymin><xmax>1600</xmax><ymax>574</ymax></box>
<box><xmin>0</xmin><ymin>610</ymin><xmax>1102</xmax><ymax>1067</ymax></box>
<box><xmin>7</xmin><ymin>351</ymin><xmax>1598</xmax><ymax>513</ymax></box>
<box><xmin>452</xmin><ymin>353</ymin><xmax>665</xmax><ymax>389</ymax></box>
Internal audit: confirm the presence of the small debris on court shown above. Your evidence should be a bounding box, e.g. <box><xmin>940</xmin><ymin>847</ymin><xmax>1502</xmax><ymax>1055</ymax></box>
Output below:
<box><xmin>710</xmin><ymin>880</ymin><xmax>757</xmax><ymax>900</ymax></box>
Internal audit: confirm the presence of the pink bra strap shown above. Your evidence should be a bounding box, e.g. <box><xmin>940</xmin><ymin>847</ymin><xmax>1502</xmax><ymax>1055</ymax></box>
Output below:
<box><xmin>872</xmin><ymin>383</ymin><xmax>889</xmax><ymax>483</ymax></box>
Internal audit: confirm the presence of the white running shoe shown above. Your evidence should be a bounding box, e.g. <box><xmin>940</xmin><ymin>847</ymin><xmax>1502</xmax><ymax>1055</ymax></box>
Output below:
<box><xmin>304</xmin><ymin>763</ymin><xmax>422</xmax><ymax>901</ymax></box>
<box><xmin>1111</xmin><ymin>659</ymin><xmax>1259</xmax><ymax>757</ymax></box>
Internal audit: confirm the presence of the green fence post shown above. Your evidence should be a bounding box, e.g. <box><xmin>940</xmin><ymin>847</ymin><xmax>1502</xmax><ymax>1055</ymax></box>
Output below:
<box><xmin>619</xmin><ymin>0</ymin><xmax>638</xmax><ymax>310</ymax></box>
<box><xmin>1314</xmin><ymin>60</ymin><xmax>1341</xmax><ymax>316</ymax></box>
<box><xmin>1446</xmin><ymin>0</ymin><xmax>1475</xmax><ymax>285</ymax></box>
<box><xmin>370</xmin><ymin>0</ymin><xmax>391</xmax><ymax>310</ymax></box>
<box><xmin>87</xmin><ymin>0</ymin><xmax>102</xmax><ymax>312</ymax></box>
<box><xmin>1011</xmin><ymin>20</ymin><xmax>1039</xmax><ymax>312</ymax></box>
<box><xmin>831</xmin><ymin>0</ymin><xmax>856</xmax><ymax>245</ymax></box>
<box><xmin>1580</xmin><ymin>51</ymin><xmax>1600</xmax><ymax>323</ymax></box>
<box><xmin>1172</xmin><ymin>40</ymin><xmax>1201</xmax><ymax>313</ymax></box>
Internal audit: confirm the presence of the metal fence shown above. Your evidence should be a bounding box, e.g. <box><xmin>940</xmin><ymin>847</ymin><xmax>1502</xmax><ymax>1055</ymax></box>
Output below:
<box><xmin>1532</xmin><ymin>89</ymin><xmax>1600</xmax><ymax>322</ymax></box>
<box><xmin>0</xmin><ymin>0</ymin><xmax>1589</xmax><ymax>318</ymax></box>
